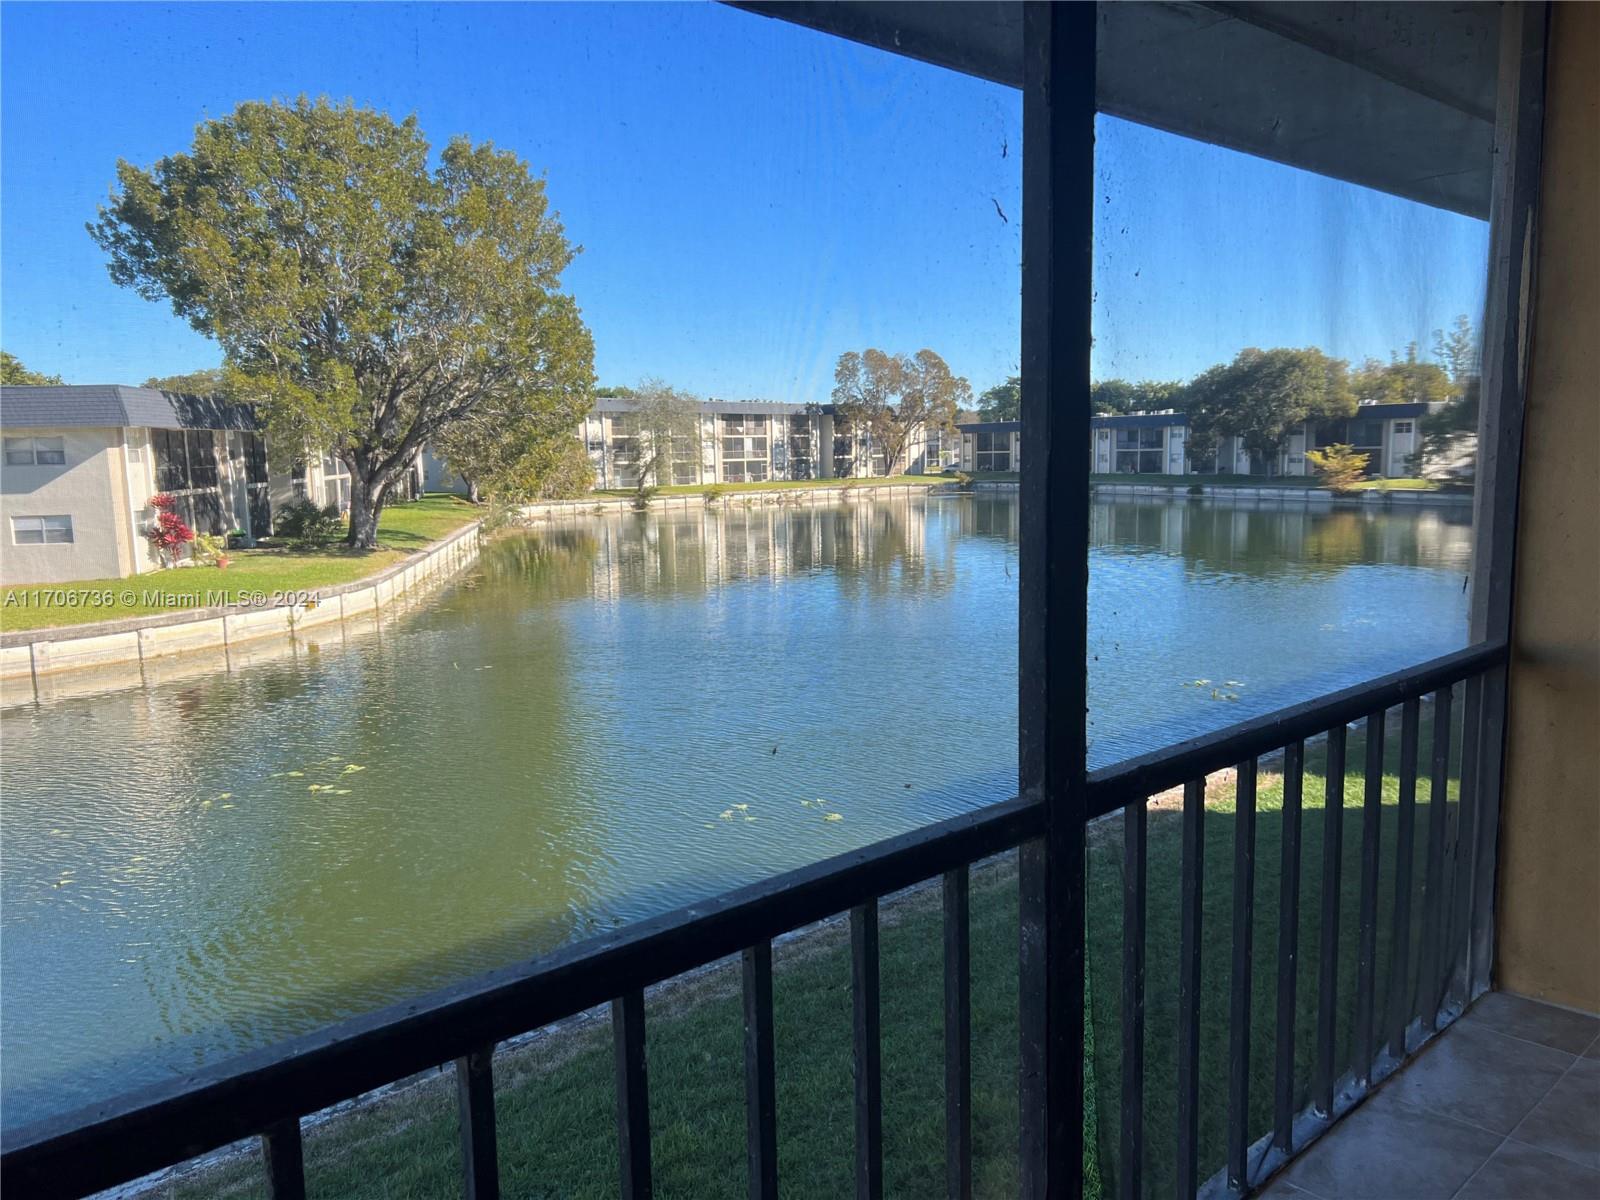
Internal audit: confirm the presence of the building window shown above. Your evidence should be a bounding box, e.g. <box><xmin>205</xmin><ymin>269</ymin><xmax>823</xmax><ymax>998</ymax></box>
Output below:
<box><xmin>187</xmin><ymin>431</ymin><xmax>220</xmax><ymax>488</ymax></box>
<box><xmin>1393</xmin><ymin>420</ymin><xmax>1414</xmax><ymax>434</ymax></box>
<box><xmin>1313</xmin><ymin>419</ymin><xmax>1385</xmax><ymax>450</ymax></box>
<box><xmin>1114</xmin><ymin>426</ymin><xmax>1164</xmax><ymax>474</ymax></box>
<box><xmin>12</xmin><ymin>515</ymin><xmax>73</xmax><ymax>545</ymax></box>
<box><xmin>720</xmin><ymin>415</ymin><xmax>769</xmax><ymax>482</ymax></box>
<box><xmin>152</xmin><ymin>429</ymin><xmax>191</xmax><ymax>491</ymax></box>
<box><xmin>787</xmin><ymin>422</ymin><xmax>813</xmax><ymax>480</ymax></box>
<box><xmin>975</xmin><ymin>430</ymin><xmax>1011</xmax><ymax>472</ymax></box>
<box><xmin>3</xmin><ymin>436</ymin><xmax>66</xmax><ymax>466</ymax></box>
<box><xmin>321</xmin><ymin>453</ymin><xmax>352</xmax><ymax>511</ymax></box>
<box><xmin>671</xmin><ymin>435</ymin><xmax>700</xmax><ymax>486</ymax></box>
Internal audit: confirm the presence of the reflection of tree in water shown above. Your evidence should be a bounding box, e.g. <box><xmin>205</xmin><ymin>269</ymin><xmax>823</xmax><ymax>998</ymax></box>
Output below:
<box><xmin>463</xmin><ymin>527</ymin><xmax>602</xmax><ymax>608</ymax></box>
<box><xmin>496</xmin><ymin>498</ymin><xmax>961</xmax><ymax>602</ymax></box>
<box><xmin>1082</xmin><ymin>500</ymin><xmax>1475</xmax><ymax>581</ymax></box>
<box><xmin>817</xmin><ymin>498</ymin><xmax>959</xmax><ymax>600</ymax></box>
<box><xmin>953</xmin><ymin>494</ymin><xmax>1021</xmax><ymax>545</ymax></box>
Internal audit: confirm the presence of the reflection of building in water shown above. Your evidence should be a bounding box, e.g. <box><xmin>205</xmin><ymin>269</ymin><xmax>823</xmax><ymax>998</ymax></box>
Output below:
<box><xmin>576</xmin><ymin>497</ymin><xmax>952</xmax><ymax>600</ymax></box>
<box><xmin>957</xmin><ymin>402</ymin><xmax>1436</xmax><ymax>479</ymax></box>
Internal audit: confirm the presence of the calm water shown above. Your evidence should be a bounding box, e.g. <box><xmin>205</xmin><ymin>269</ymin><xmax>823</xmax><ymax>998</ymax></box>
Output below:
<box><xmin>0</xmin><ymin>494</ymin><xmax>1472</xmax><ymax>1128</ymax></box>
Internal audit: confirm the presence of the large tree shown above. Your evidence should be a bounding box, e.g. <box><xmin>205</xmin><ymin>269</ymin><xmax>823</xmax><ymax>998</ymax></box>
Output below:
<box><xmin>1182</xmin><ymin>347</ymin><xmax>1354</xmax><ymax>467</ymax></box>
<box><xmin>1349</xmin><ymin>345</ymin><xmax>1452</xmax><ymax>407</ymax></box>
<box><xmin>977</xmin><ymin>375</ymin><xmax>1020</xmax><ymax>421</ymax></box>
<box><xmin>832</xmin><ymin>348</ymin><xmax>969</xmax><ymax>475</ymax></box>
<box><xmin>90</xmin><ymin>96</ymin><xmax>594</xmax><ymax>548</ymax></box>
<box><xmin>608</xmin><ymin>379</ymin><xmax>703</xmax><ymax>500</ymax></box>
<box><xmin>1</xmin><ymin>352</ymin><xmax>62</xmax><ymax>385</ymax></box>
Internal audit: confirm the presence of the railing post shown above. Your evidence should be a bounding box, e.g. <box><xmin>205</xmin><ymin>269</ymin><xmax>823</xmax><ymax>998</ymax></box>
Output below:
<box><xmin>1120</xmin><ymin>800</ymin><xmax>1148</xmax><ymax>1200</ymax></box>
<box><xmin>260</xmin><ymin>1118</ymin><xmax>306</xmax><ymax>1200</ymax></box>
<box><xmin>456</xmin><ymin>1045</ymin><xmax>500</xmax><ymax>1200</ymax></box>
<box><xmin>613</xmin><ymin>990</ymin><xmax>652</xmax><ymax>1200</ymax></box>
<box><xmin>944</xmin><ymin>867</ymin><xmax>974</xmax><ymax>1200</ymax></box>
<box><xmin>742</xmin><ymin>942</ymin><xmax>778</xmax><ymax>1200</ymax></box>
<box><xmin>1017</xmin><ymin>2</ymin><xmax>1096</xmax><ymax>1197</ymax></box>
<box><xmin>1273</xmin><ymin>741</ymin><xmax>1305</xmax><ymax>1151</ymax></box>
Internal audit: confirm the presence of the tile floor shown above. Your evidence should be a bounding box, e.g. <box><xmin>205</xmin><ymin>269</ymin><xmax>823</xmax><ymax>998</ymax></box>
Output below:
<box><xmin>1259</xmin><ymin>991</ymin><xmax>1600</xmax><ymax>1199</ymax></box>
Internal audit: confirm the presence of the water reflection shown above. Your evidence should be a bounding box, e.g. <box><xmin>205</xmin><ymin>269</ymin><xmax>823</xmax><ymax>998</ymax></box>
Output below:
<box><xmin>0</xmin><ymin>493</ymin><xmax>1470</xmax><ymax>1128</ymax></box>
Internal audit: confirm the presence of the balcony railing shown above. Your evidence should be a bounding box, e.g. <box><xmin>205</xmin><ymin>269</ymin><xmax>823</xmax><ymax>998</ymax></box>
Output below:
<box><xmin>0</xmin><ymin>639</ymin><xmax>1508</xmax><ymax>1199</ymax></box>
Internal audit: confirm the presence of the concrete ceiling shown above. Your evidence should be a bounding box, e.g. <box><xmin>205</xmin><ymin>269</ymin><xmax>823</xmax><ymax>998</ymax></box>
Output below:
<box><xmin>734</xmin><ymin>1</ymin><xmax>1501</xmax><ymax>218</ymax></box>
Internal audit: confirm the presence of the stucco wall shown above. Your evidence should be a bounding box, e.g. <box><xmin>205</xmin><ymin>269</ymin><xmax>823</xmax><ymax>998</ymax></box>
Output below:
<box><xmin>1496</xmin><ymin>2</ymin><xmax>1600</xmax><ymax>1013</ymax></box>
<box><xmin>1</xmin><ymin>427</ymin><xmax>129</xmax><ymax>583</ymax></box>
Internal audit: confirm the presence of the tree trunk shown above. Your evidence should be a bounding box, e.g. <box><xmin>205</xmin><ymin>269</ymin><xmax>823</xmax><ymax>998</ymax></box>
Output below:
<box><xmin>345</xmin><ymin>470</ymin><xmax>391</xmax><ymax>549</ymax></box>
<box><xmin>465</xmin><ymin>477</ymin><xmax>481</xmax><ymax>504</ymax></box>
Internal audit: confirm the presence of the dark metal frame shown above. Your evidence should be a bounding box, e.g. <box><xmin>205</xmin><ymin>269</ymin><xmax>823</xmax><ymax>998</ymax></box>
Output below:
<box><xmin>0</xmin><ymin>3</ymin><xmax>1548</xmax><ymax>1198</ymax></box>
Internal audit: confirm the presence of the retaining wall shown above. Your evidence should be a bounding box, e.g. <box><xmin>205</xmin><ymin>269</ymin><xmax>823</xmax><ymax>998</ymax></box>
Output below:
<box><xmin>1</xmin><ymin>522</ymin><xmax>483</xmax><ymax>706</ymax></box>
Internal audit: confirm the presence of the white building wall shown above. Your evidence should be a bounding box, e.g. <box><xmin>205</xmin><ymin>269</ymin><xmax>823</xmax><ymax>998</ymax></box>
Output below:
<box><xmin>1</xmin><ymin>427</ymin><xmax>130</xmax><ymax>584</ymax></box>
<box><xmin>1387</xmin><ymin>419</ymin><xmax>1419</xmax><ymax>476</ymax></box>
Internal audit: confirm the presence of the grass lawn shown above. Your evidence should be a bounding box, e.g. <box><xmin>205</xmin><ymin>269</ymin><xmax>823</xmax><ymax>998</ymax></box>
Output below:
<box><xmin>595</xmin><ymin>474</ymin><xmax>952</xmax><ymax>499</ymax></box>
<box><xmin>153</xmin><ymin>855</ymin><xmax>1100</xmax><ymax>1200</ymax></box>
<box><xmin>0</xmin><ymin>495</ymin><xmax>479</xmax><ymax>633</ymax></box>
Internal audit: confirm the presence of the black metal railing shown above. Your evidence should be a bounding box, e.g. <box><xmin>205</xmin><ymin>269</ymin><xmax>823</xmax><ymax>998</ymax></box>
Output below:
<box><xmin>0</xmin><ymin>640</ymin><xmax>1506</xmax><ymax>1199</ymax></box>
<box><xmin>1087</xmin><ymin>640</ymin><xmax>1507</xmax><ymax>1200</ymax></box>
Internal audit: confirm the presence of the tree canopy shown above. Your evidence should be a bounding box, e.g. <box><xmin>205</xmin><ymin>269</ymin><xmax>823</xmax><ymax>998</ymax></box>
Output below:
<box><xmin>1</xmin><ymin>352</ymin><xmax>63</xmax><ymax>386</ymax></box>
<box><xmin>1420</xmin><ymin>315</ymin><xmax>1481</xmax><ymax>471</ymax></box>
<box><xmin>832</xmin><ymin>349</ymin><xmax>969</xmax><ymax>475</ymax></box>
<box><xmin>143</xmin><ymin>367</ymin><xmax>227</xmax><ymax>394</ymax></box>
<box><xmin>90</xmin><ymin>96</ymin><xmax>594</xmax><ymax>546</ymax></box>
<box><xmin>608</xmin><ymin>378</ymin><xmax>703</xmax><ymax>497</ymax></box>
<box><xmin>977</xmin><ymin>375</ymin><xmax>1020</xmax><ymax>422</ymax></box>
<box><xmin>1350</xmin><ymin>346</ymin><xmax>1452</xmax><ymax>407</ymax></box>
<box><xmin>1091</xmin><ymin>378</ymin><xmax>1183</xmax><ymax>415</ymax></box>
<box><xmin>1182</xmin><ymin>347</ymin><xmax>1355</xmax><ymax>464</ymax></box>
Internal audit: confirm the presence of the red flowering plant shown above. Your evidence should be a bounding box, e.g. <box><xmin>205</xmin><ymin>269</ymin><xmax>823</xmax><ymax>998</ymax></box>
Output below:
<box><xmin>144</xmin><ymin>494</ymin><xmax>195</xmax><ymax>565</ymax></box>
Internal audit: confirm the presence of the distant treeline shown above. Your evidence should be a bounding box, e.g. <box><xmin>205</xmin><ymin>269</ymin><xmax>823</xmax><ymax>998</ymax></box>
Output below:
<box><xmin>975</xmin><ymin>315</ymin><xmax>1480</xmax><ymax>465</ymax></box>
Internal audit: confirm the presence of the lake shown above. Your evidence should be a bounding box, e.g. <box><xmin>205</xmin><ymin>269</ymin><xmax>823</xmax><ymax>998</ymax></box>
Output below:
<box><xmin>0</xmin><ymin>492</ymin><xmax>1473</xmax><ymax>1128</ymax></box>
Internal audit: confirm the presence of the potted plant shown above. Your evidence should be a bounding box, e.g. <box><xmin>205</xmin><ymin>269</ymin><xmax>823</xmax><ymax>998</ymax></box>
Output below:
<box><xmin>192</xmin><ymin>532</ymin><xmax>231</xmax><ymax>568</ymax></box>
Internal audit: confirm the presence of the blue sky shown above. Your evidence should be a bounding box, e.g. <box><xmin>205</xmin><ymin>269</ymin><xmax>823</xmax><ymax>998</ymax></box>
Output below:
<box><xmin>2</xmin><ymin>1</ymin><xmax>1490</xmax><ymax>399</ymax></box>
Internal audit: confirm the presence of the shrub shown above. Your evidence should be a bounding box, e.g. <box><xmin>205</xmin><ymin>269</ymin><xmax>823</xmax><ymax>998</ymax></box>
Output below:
<box><xmin>1305</xmin><ymin>443</ymin><xmax>1371</xmax><ymax>494</ymax></box>
<box><xmin>144</xmin><ymin>494</ymin><xmax>194</xmax><ymax>565</ymax></box>
<box><xmin>274</xmin><ymin>498</ymin><xmax>344</xmax><ymax>547</ymax></box>
<box><xmin>191</xmin><ymin>532</ymin><xmax>229</xmax><ymax>565</ymax></box>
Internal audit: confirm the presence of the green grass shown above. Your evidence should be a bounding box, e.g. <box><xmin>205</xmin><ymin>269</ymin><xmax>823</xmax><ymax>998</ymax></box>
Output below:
<box><xmin>153</xmin><ymin>857</ymin><xmax>1092</xmax><ymax>1199</ymax></box>
<box><xmin>596</xmin><ymin>474</ymin><xmax>952</xmax><ymax>499</ymax></box>
<box><xmin>0</xmin><ymin>495</ymin><xmax>479</xmax><ymax>632</ymax></box>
